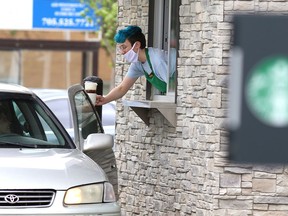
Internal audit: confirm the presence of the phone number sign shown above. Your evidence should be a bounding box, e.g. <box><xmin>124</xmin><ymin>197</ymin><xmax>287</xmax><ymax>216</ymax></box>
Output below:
<box><xmin>33</xmin><ymin>0</ymin><xmax>100</xmax><ymax>31</ymax></box>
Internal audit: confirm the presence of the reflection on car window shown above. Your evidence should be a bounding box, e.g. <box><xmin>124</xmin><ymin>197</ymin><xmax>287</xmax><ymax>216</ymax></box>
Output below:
<box><xmin>45</xmin><ymin>99</ymin><xmax>72</xmax><ymax>128</ymax></box>
<box><xmin>0</xmin><ymin>97</ymin><xmax>70</xmax><ymax>148</ymax></box>
<box><xmin>74</xmin><ymin>91</ymin><xmax>102</xmax><ymax>139</ymax></box>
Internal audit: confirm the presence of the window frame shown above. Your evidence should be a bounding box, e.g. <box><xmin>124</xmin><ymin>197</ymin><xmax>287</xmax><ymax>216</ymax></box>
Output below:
<box><xmin>147</xmin><ymin>0</ymin><xmax>180</xmax><ymax>103</ymax></box>
<box><xmin>122</xmin><ymin>0</ymin><xmax>180</xmax><ymax>127</ymax></box>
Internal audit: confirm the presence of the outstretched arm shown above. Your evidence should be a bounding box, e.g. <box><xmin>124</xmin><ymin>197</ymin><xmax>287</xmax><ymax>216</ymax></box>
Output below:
<box><xmin>95</xmin><ymin>76</ymin><xmax>137</xmax><ymax>106</ymax></box>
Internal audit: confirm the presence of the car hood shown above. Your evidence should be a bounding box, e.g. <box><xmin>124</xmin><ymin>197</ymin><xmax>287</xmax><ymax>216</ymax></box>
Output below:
<box><xmin>0</xmin><ymin>148</ymin><xmax>107</xmax><ymax>190</ymax></box>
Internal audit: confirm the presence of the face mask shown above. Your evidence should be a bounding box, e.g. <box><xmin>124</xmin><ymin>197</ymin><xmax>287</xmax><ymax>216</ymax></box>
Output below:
<box><xmin>124</xmin><ymin>43</ymin><xmax>139</xmax><ymax>63</ymax></box>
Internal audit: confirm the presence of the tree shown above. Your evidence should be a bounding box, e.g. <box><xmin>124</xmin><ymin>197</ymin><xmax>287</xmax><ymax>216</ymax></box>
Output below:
<box><xmin>81</xmin><ymin>0</ymin><xmax>118</xmax><ymax>64</ymax></box>
<box><xmin>81</xmin><ymin>0</ymin><xmax>118</xmax><ymax>89</ymax></box>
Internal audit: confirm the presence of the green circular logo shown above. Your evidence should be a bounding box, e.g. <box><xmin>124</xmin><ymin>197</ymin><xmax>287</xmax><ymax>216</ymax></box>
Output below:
<box><xmin>246</xmin><ymin>56</ymin><xmax>288</xmax><ymax>127</ymax></box>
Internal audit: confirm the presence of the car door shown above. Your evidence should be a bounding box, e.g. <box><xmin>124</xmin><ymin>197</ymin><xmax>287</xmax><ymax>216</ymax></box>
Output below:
<box><xmin>68</xmin><ymin>84</ymin><xmax>118</xmax><ymax>198</ymax></box>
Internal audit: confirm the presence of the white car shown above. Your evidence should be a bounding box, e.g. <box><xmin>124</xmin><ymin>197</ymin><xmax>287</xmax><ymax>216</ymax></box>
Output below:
<box><xmin>31</xmin><ymin>88</ymin><xmax>116</xmax><ymax>139</ymax></box>
<box><xmin>0</xmin><ymin>83</ymin><xmax>120</xmax><ymax>215</ymax></box>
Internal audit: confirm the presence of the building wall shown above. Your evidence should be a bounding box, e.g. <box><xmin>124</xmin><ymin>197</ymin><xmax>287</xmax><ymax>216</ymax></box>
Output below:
<box><xmin>115</xmin><ymin>1</ymin><xmax>288</xmax><ymax>215</ymax></box>
<box><xmin>0</xmin><ymin>30</ymin><xmax>113</xmax><ymax>89</ymax></box>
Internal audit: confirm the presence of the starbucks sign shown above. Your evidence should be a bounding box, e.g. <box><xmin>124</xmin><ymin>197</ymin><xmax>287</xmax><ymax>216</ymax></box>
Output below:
<box><xmin>246</xmin><ymin>56</ymin><xmax>288</xmax><ymax>127</ymax></box>
<box><xmin>229</xmin><ymin>15</ymin><xmax>288</xmax><ymax>163</ymax></box>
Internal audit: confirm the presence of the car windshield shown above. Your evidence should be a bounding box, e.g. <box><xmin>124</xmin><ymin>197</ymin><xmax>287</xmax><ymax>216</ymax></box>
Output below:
<box><xmin>0</xmin><ymin>93</ymin><xmax>72</xmax><ymax>149</ymax></box>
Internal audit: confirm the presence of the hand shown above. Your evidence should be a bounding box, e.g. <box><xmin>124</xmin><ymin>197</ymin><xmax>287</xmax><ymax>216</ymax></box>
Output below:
<box><xmin>95</xmin><ymin>95</ymin><xmax>106</xmax><ymax>106</ymax></box>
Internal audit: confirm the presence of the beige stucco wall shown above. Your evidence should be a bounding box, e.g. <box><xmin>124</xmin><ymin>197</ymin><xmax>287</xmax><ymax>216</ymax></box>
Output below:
<box><xmin>115</xmin><ymin>1</ymin><xmax>288</xmax><ymax>215</ymax></box>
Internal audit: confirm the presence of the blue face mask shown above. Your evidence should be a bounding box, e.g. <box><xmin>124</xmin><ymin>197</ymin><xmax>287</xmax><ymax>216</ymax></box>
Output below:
<box><xmin>124</xmin><ymin>43</ymin><xmax>139</xmax><ymax>63</ymax></box>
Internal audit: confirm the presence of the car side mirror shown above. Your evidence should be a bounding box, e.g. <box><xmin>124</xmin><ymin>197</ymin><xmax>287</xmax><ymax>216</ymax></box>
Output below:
<box><xmin>83</xmin><ymin>133</ymin><xmax>114</xmax><ymax>151</ymax></box>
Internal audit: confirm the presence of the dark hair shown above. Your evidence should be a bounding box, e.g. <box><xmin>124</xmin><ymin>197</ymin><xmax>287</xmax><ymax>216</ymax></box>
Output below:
<box><xmin>114</xmin><ymin>25</ymin><xmax>146</xmax><ymax>49</ymax></box>
<box><xmin>0</xmin><ymin>105</ymin><xmax>8</xmax><ymax>118</ymax></box>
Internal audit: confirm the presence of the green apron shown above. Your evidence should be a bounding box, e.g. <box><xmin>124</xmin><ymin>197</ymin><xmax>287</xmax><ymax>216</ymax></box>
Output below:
<box><xmin>141</xmin><ymin>48</ymin><xmax>167</xmax><ymax>93</ymax></box>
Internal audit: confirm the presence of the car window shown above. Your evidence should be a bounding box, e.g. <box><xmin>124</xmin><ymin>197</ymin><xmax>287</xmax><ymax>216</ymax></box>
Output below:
<box><xmin>73</xmin><ymin>91</ymin><xmax>103</xmax><ymax>139</ymax></box>
<box><xmin>31</xmin><ymin>89</ymin><xmax>116</xmax><ymax>138</ymax></box>
<box><xmin>0</xmin><ymin>96</ymin><xmax>71</xmax><ymax>148</ymax></box>
<box><xmin>45</xmin><ymin>98</ymin><xmax>72</xmax><ymax>128</ymax></box>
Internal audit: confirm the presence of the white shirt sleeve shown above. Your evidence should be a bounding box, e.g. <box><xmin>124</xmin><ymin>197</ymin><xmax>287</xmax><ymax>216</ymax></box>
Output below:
<box><xmin>126</xmin><ymin>62</ymin><xmax>145</xmax><ymax>78</ymax></box>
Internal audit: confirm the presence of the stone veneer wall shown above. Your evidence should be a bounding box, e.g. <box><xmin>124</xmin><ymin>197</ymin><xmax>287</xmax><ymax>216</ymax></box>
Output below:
<box><xmin>115</xmin><ymin>0</ymin><xmax>288</xmax><ymax>215</ymax></box>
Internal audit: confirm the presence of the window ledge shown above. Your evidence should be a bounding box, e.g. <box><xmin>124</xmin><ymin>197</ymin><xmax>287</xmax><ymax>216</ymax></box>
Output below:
<box><xmin>122</xmin><ymin>100</ymin><xmax>176</xmax><ymax>127</ymax></box>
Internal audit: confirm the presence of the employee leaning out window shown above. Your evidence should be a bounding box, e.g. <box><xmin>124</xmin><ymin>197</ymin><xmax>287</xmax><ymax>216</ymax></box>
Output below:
<box><xmin>95</xmin><ymin>25</ymin><xmax>176</xmax><ymax>106</ymax></box>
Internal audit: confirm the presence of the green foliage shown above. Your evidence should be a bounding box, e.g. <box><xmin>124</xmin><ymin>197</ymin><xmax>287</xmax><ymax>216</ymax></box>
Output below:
<box><xmin>80</xmin><ymin>0</ymin><xmax>118</xmax><ymax>59</ymax></box>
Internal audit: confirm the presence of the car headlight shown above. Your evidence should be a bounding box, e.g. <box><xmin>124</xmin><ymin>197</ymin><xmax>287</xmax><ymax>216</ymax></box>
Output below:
<box><xmin>64</xmin><ymin>182</ymin><xmax>116</xmax><ymax>205</ymax></box>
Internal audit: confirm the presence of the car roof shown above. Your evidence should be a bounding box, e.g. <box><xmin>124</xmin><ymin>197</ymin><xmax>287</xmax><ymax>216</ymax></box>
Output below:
<box><xmin>30</xmin><ymin>88</ymin><xmax>68</xmax><ymax>101</ymax></box>
<box><xmin>31</xmin><ymin>88</ymin><xmax>116</xmax><ymax>106</ymax></box>
<box><xmin>0</xmin><ymin>83</ymin><xmax>33</xmax><ymax>94</ymax></box>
